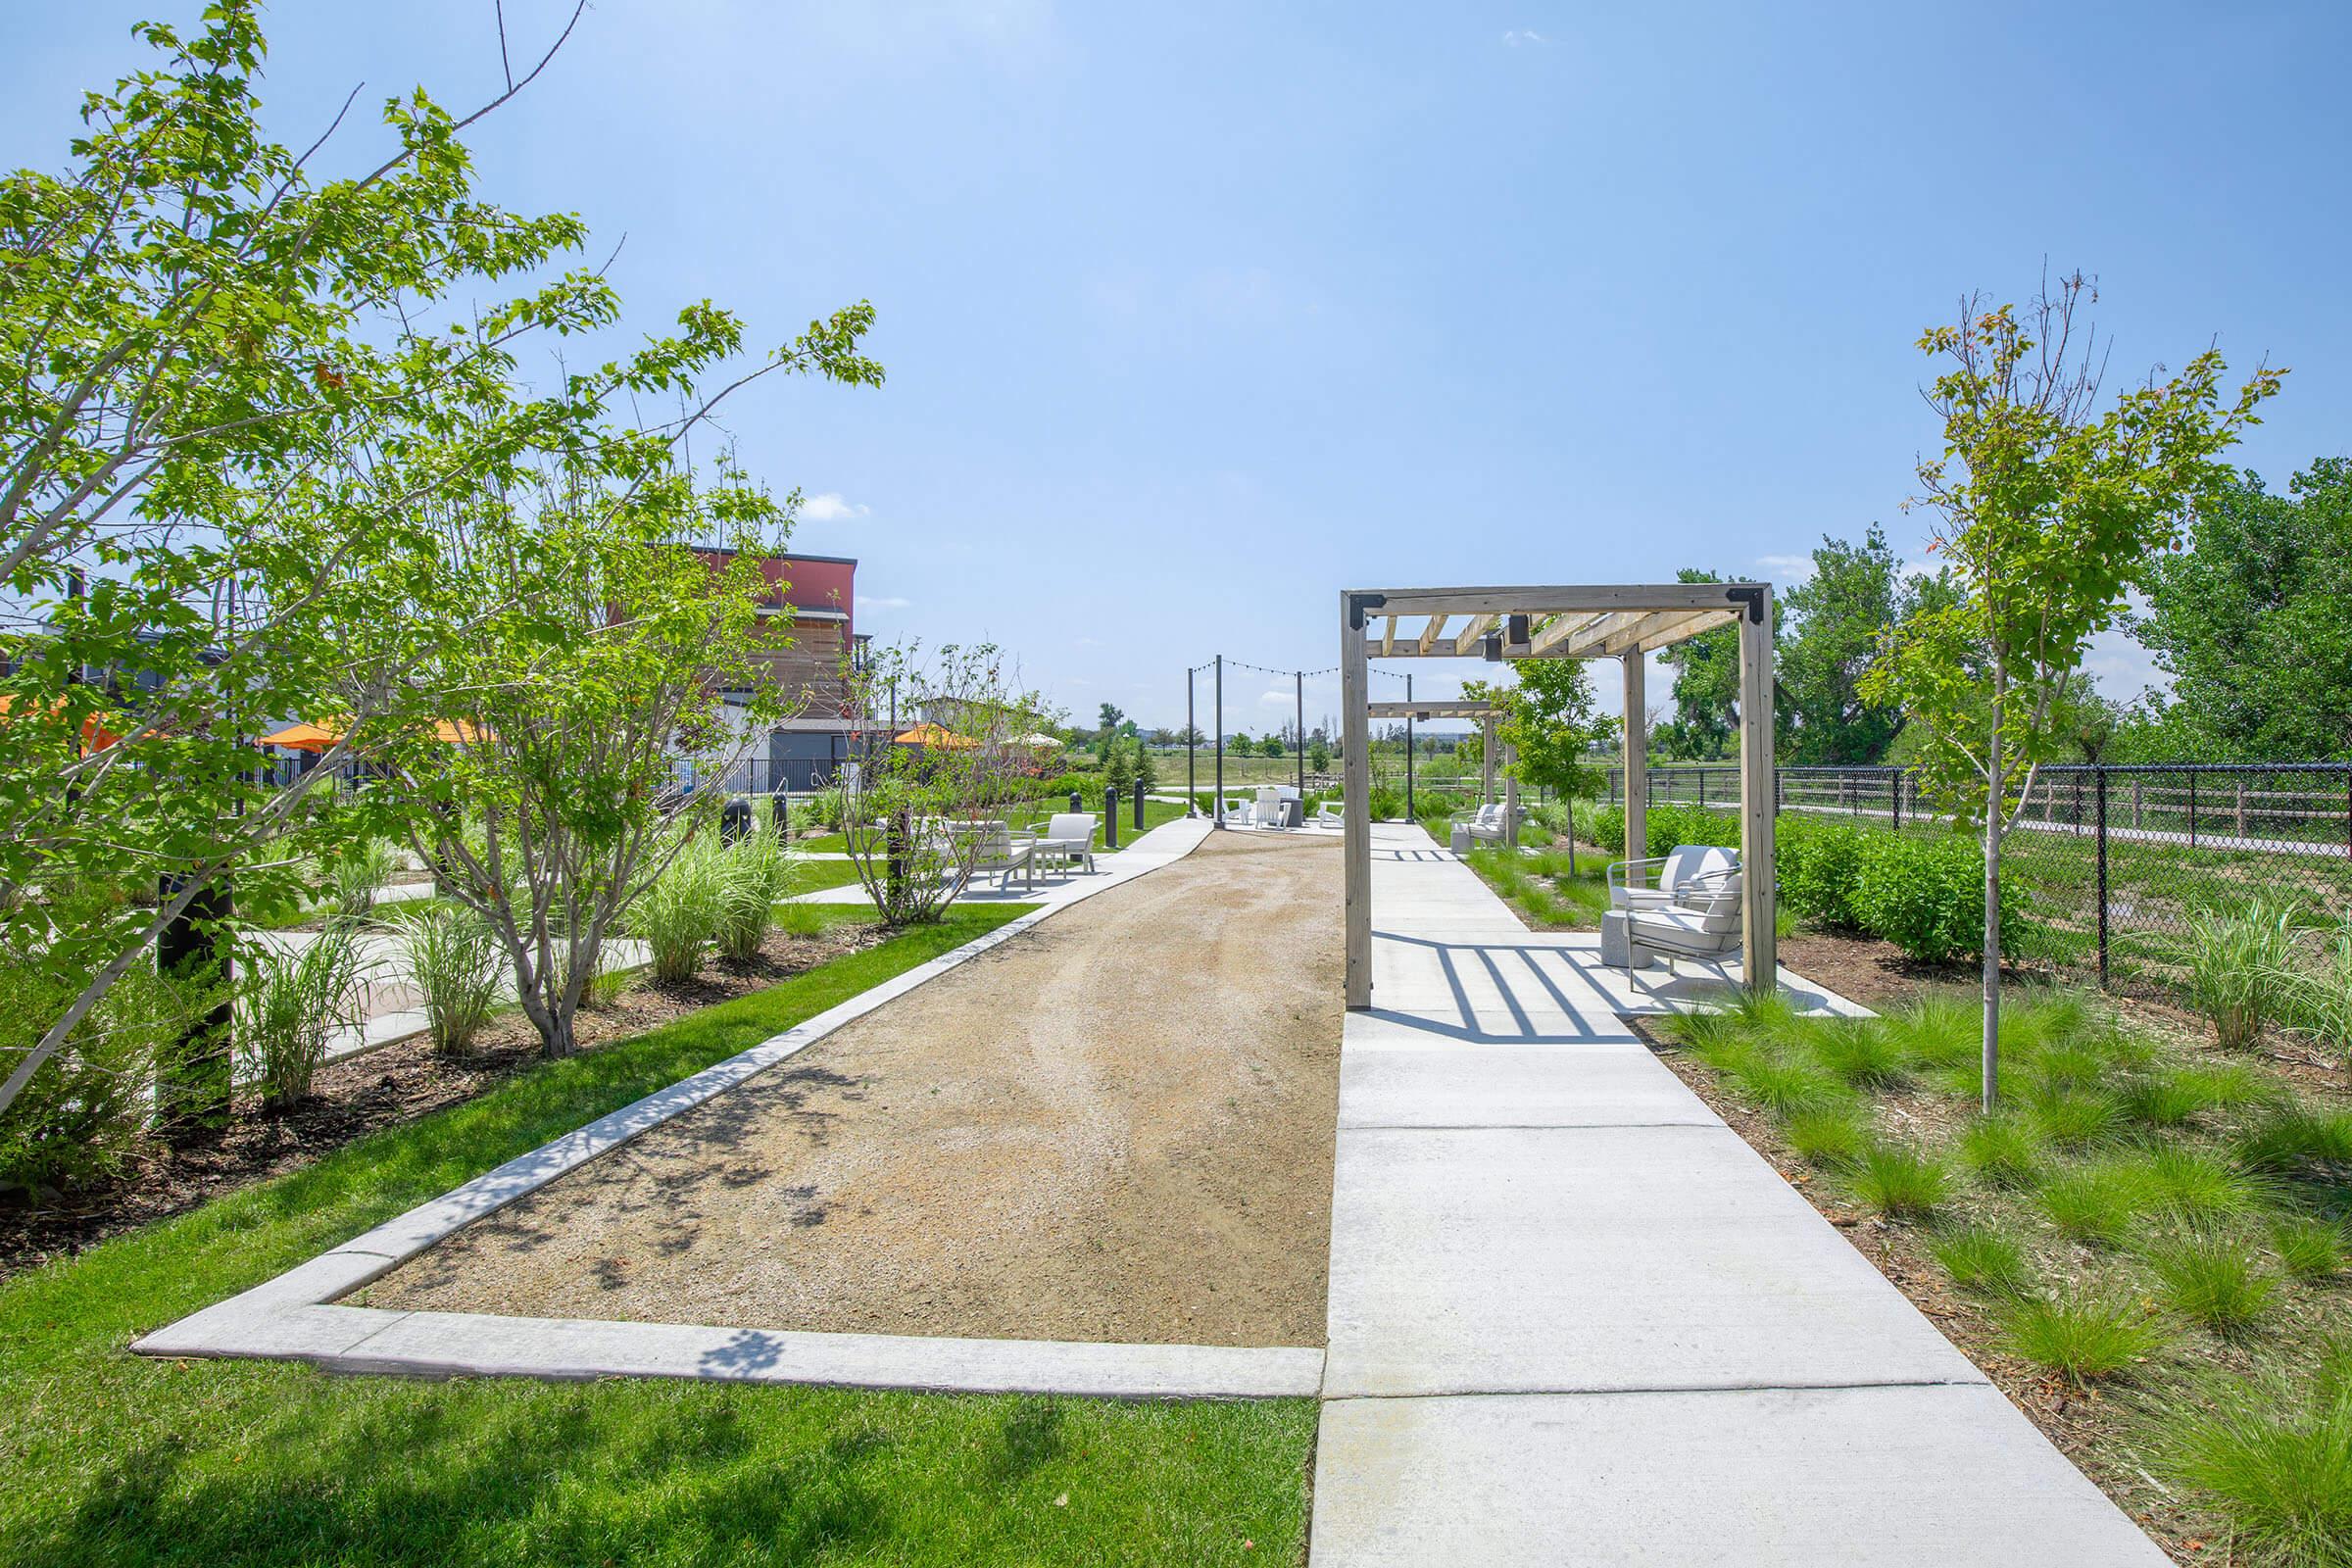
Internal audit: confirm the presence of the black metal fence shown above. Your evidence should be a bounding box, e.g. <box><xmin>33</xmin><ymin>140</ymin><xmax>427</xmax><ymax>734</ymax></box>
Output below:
<box><xmin>1611</xmin><ymin>761</ymin><xmax>2352</xmax><ymax>999</ymax></box>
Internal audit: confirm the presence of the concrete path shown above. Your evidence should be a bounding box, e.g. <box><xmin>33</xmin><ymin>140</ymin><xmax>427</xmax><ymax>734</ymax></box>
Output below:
<box><xmin>1308</xmin><ymin>822</ymin><xmax>2166</xmax><ymax>1566</ymax></box>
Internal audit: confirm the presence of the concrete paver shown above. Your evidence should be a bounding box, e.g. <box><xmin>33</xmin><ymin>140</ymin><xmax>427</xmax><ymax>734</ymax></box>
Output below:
<box><xmin>1309</xmin><ymin>823</ymin><xmax>2167</xmax><ymax>1565</ymax></box>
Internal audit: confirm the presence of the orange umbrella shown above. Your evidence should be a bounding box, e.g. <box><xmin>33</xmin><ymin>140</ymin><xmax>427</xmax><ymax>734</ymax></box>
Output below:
<box><xmin>263</xmin><ymin>720</ymin><xmax>342</xmax><ymax>752</ymax></box>
<box><xmin>892</xmin><ymin>722</ymin><xmax>978</xmax><ymax>749</ymax></box>
<box><xmin>0</xmin><ymin>693</ymin><xmax>123</xmax><ymax>751</ymax></box>
<box><xmin>430</xmin><ymin>718</ymin><xmax>485</xmax><ymax>745</ymax></box>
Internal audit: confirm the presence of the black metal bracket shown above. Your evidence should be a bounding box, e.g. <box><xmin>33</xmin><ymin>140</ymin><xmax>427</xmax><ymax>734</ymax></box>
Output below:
<box><xmin>1726</xmin><ymin>584</ymin><xmax>1768</xmax><ymax>623</ymax></box>
<box><xmin>1347</xmin><ymin>592</ymin><xmax>1388</xmax><ymax>632</ymax></box>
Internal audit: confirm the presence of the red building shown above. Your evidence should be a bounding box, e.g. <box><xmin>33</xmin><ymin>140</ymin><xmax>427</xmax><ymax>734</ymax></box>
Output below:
<box><xmin>696</xmin><ymin>549</ymin><xmax>869</xmax><ymax>790</ymax></box>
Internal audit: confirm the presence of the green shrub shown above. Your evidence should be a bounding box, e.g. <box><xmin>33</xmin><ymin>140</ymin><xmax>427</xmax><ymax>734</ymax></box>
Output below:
<box><xmin>387</xmin><ymin>902</ymin><xmax>502</xmax><ymax>1055</ymax></box>
<box><xmin>2143</xmin><ymin>1229</ymin><xmax>2278</xmax><ymax>1335</ymax></box>
<box><xmin>1996</xmin><ymin>1291</ymin><xmax>2170</xmax><ymax>1384</ymax></box>
<box><xmin>714</xmin><ymin>832</ymin><xmax>795</xmax><ymax>962</ymax></box>
<box><xmin>1843</xmin><ymin>1142</ymin><xmax>1951</xmax><ymax>1221</ymax></box>
<box><xmin>1366</xmin><ymin>784</ymin><xmax>1404</xmax><ymax>821</ymax></box>
<box><xmin>1958</xmin><ymin>1114</ymin><xmax>2047</xmax><ymax>1189</ymax></box>
<box><xmin>1931</xmin><ymin>1223</ymin><xmax>2034</xmax><ymax>1297</ymax></box>
<box><xmin>0</xmin><ymin>958</ymin><xmax>200</xmax><ymax>1194</ymax></box>
<box><xmin>1848</xmin><ymin>832</ymin><xmax>2011</xmax><ymax>964</ymax></box>
<box><xmin>2152</xmin><ymin>1342</ymin><xmax>2352</xmax><ymax>1568</ymax></box>
<box><xmin>1784</xmin><ymin>1105</ymin><xmax>1871</xmax><ymax>1167</ymax></box>
<box><xmin>2183</xmin><ymin>897</ymin><xmax>2302</xmax><ymax>1053</ymax></box>
<box><xmin>238</xmin><ymin>922</ymin><xmax>367</xmax><ymax>1110</ymax></box>
<box><xmin>1575</xmin><ymin>801</ymin><xmax>1623</xmax><ymax>853</ymax></box>
<box><xmin>1777</xmin><ymin>817</ymin><xmax>1866</xmax><ymax>930</ymax></box>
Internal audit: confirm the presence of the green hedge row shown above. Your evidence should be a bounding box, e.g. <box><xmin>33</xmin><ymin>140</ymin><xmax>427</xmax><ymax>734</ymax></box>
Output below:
<box><xmin>1567</xmin><ymin>802</ymin><xmax>2010</xmax><ymax>964</ymax></box>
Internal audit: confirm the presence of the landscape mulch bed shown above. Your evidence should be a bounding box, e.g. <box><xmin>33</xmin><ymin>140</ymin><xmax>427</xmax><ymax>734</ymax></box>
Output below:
<box><xmin>1639</xmin><ymin>922</ymin><xmax>2352</xmax><ymax>1566</ymax></box>
<box><xmin>0</xmin><ymin>919</ymin><xmax>889</xmax><ymax>1285</ymax></box>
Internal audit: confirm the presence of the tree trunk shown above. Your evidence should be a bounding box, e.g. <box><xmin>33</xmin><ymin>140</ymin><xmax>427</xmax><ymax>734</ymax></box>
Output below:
<box><xmin>1982</xmin><ymin>666</ymin><xmax>2004</xmax><ymax>1114</ymax></box>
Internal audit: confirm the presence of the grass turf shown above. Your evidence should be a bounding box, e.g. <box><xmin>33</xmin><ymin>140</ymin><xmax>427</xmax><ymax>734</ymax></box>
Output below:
<box><xmin>791</xmin><ymin>799</ymin><xmax>1192</xmax><ymax>859</ymax></box>
<box><xmin>0</xmin><ymin>903</ymin><xmax>1317</xmax><ymax>1566</ymax></box>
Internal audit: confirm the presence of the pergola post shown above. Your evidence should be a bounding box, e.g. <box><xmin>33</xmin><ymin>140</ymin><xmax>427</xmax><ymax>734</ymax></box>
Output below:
<box><xmin>1342</xmin><ymin>593</ymin><xmax>1373</xmax><ymax>1008</ymax></box>
<box><xmin>1480</xmin><ymin>715</ymin><xmax>1496</xmax><ymax>805</ymax></box>
<box><xmin>1622</xmin><ymin>652</ymin><xmax>1646</xmax><ymax>861</ymax></box>
<box><xmin>1738</xmin><ymin>587</ymin><xmax>1777</xmax><ymax>995</ymax></box>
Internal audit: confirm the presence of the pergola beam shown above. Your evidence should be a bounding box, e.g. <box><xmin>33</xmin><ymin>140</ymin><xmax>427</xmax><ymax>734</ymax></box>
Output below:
<box><xmin>1366</xmin><ymin>583</ymin><xmax>1765</xmax><ymax>617</ymax></box>
<box><xmin>1451</xmin><ymin>612</ymin><xmax>1498</xmax><ymax>655</ymax></box>
<box><xmin>1530</xmin><ymin>610</ymin><xmax>1609</xmax><ymax>658</ymax></box>
<box><xmin>1367</xmin><ymin>699</ymin><xmax>1498</xmax><ymax>719</ymax></box>
<box><xmin>1416</xmin><ymin>613</ymin><xmax>1450</xmax><ymax>655</ymax></box>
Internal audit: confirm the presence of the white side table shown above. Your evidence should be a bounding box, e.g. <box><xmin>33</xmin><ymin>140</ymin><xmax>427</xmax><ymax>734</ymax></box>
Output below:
<box><xmin>1600</xmin><ymin>909</ymin><xmax>1652</xmax><ymax>969</ymax></box>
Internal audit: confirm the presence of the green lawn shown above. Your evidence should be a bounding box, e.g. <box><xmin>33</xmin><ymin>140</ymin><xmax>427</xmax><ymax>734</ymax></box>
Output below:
<box><xmin>0</xmin><ymin>903</ymin><xmax>1317</xmax><ymax>1566</ymax></box>
<box><xmin>1464</xmin><ymin>845</ymin><xmax>1613</xmax><ymax>929</ymax></box>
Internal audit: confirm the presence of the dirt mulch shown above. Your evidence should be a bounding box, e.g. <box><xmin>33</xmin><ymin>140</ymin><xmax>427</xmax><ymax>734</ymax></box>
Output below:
<box><xmin>0</xmin><ymin>920</ymin><xmax>887</xmax><ymax>1285</ymax></box>
<box><xmin>360</xmin><ymin>830</ymin><xmax>1346</xmax><ymax>1348</ymax></box>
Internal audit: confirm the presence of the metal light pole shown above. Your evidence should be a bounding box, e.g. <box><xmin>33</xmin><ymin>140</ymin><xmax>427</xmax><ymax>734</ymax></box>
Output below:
<box><xmin>1187</xmin><ymin>666</ymin><xmax>1198</xmax><ymax>814</ymax></box>
<box><xmin>1213</xmin><ymin>654</ymin><xmax>1224</xmax><ymax>827</ymax></box>
<box><xmin>1296</xmin><ymin>669</ymin><xmax>1305</xmax><ymax>795</ymax></box>
<box><xmin>1404</xmin><ymin>673</ymin><xmax>1415</xmax><ymax>821</ymax></box>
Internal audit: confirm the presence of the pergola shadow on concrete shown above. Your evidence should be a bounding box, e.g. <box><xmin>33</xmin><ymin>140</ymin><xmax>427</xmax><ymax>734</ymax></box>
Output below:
<box><xmin>1340</xmin><ymin>583</ymin><xmax>1777</xmax><ymax>1006</ymax></box>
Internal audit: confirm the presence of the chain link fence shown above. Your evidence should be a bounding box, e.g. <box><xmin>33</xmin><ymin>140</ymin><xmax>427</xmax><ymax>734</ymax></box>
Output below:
<box><xmin>1611</xmin><ymin>760</ymin><xmax>2352</xmax><ymax>1000</ymax></box>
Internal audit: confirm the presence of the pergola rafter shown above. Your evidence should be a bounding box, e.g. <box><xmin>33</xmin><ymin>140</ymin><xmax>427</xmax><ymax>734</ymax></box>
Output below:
<box><xmin>1340</xmin><ymin>582</ymin><xmax>1778</xmax><ymax>1008</ymax></box>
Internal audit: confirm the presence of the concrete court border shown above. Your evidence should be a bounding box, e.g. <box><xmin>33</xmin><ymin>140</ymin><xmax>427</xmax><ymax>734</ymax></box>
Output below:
<box><xmin>134</xmin><ymin>814</ymin><xmax>1327</xmax><ymax>1400</ymax></box>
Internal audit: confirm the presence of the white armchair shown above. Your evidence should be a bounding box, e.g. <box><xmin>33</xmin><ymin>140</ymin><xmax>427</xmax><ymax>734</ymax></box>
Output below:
<box><xmin>1624</xmin><ymin>867</ymin><xmax>1745</xmax><ymax>972</ymax></box>
<box><xmin>1608</xmin><ymin>845</ymin><xmax>1737</xmax><ymax>912</ymax></box>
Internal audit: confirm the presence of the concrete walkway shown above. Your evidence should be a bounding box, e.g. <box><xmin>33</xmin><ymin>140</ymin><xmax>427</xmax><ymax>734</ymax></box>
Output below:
<box><xmin>1308</xmin><ymin>823</ymin><xmax>2166</xmax><ymax>1566</ymax></box>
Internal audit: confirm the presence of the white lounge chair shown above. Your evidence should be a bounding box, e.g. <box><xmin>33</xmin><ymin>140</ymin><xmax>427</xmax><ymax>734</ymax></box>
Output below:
<box><xmin>1219</xmin><ymin>795</ymin><xmax>1255</xmax><ymax>827</ymax></box>
<box><xmin>1608</xmin><ymin>845</ymin><xmax>1738</xmax><ymax>912</ymax></box>
<box><xmin>1313</xmin><ymin>800</ymin><xmax>1344</xmax><ymax>830</ymax></box>
<box><xmin>953</xmin><ymin>820</ymin><xmax>1036</xmax><ymax>892</ymax></box>
<box><xmin>1255</xmin><ymin>786</ymin><xmax>1288</xmax><ymax>829</ymax></box>
<box><xmin>1624</xmin><ymin>867</ymin><xmax>1744</xmax><ymax>972</ymax></box>
<box><xmin>1449</xmin><ymin>803</ymin><xmax>1508</xmax><ymax>850</ymax></box>
<box><xmin>1024</xmin><ymin>812</ymin><xmax>1098</xmax><ymax>873</ymax></box>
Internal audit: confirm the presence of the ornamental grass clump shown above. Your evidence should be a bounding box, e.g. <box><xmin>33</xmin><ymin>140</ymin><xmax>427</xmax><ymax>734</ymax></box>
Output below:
<box><xmin>2025</xmin><ymin>1086</ymin><xmax>2127</xmax><ymax>1151</ymax></box>
<box><xmin>1995</xmin><ymin>1290</ymin><xmax>2170</xmax><ymax>1384</ymax></box>
<box><xmin>2039</xmin><ymin>1160</ymin><xmax>2157</xmax><ymax>1248</ymax></box>
<box><xmin>2141</xmin><ymin>1228</ymin><xmax>2279</xmax><ymax>1335</ymax></box>
<box><xmin>328</xmin><ymin>838</ymin><xmax>399</xmax><ymax>921</ymax></box>
<box><xmin>2274</xmin><ymin>1217</ymin><xmax>2349</xmax><ymax>1282</ymax></box>
<box><xmin>2152</xmin><ymin>1342</ymin><xmax>2352</xmax><ymax>1566</ymax></box>
<box><xmin>1957</xmin><ymin>1113</ymin><xmax>2047</xmax><ymax>1190</ymax></box>
<box><xmin>1843</xmin><ymin>1142</ymin><xmax>1951</xmax><ymax>1222</ymax></box>
<box><xmin>1874</xmin><ymin>991</ymin><xmax>1980</xmax><ymax>1073</ymax></box>
<box><xmin>1784</xmin><ymin>1105</ymin><xmax>1871</xmax><ymax>1168</ymax></box>
<box><xmin>635</xmin><ymin>837</ymin><xmax>726</xmax><ymax>984</ymax></box>
<box><xmin>2125</xmin><ymin>1062</ymin><xmax>2273</xmax><ymax>1130</ymax></box>
<box><xmin>714</xmin><ymin>830</ymin><xmax>796</xmax><ymax>963</ymax></box>
<box><xmin>1724</xmin><ymin>1054</ymin><xmax>1853</xmax><ymax>1120</ymax></box>
<box><xmin>1809</xmin><ymin>1020</ymin><xmax>1911</xmax><ymax>1090</ymax></box>
<box><xmin>1930</xmin><ymin>1222</ymin><xmax>2035</xmax><ymax>1298</ymax></box>
<box><xmin>388</xmin><ymin>902</ymin><xmax>502</xmax><ymax>1055</ymax></box>
<box><xmin>238</xmin><ymin>923</ymin><xmax>366</xmax><ymax>1109</ymax></box>
<box><xmin>2183</xmin><ymin>897</ymin><xmax>2303</xmax><ymax>1053</ymax></box>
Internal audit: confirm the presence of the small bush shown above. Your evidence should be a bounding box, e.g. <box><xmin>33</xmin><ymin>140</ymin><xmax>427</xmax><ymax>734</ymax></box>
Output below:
<box><xmin>2152</xmin><ymin>1342</ymin><xmax>2352</xmax><ymax>1568</ymax></box>
<box><xmin>1958</xmin><ymin>1114</ymin><xmax>2047</xmax><ymax>1190</ymax></box>
<box><xmin>2183</xmin><ymin>897</ymin><xmax>2302</xmax><ymax>1053</ymax></box>
<box><xmin>1574</xmin><ymin>801</ymin><xmax>1623</xmax><ymax>854</ymax></box>
<box><xmin>1843</xmin><ymin>1142</ymin><xmax>1951</xmax><ymax>1221</ymax></box>
<box><xmin>238</xmin><ymin>923</ymin><xmax>367</xmax><ymax>1109</ymax></box>
<box><xmin>2143</xmin><ymin>1230</ymin><xmax>2278</xmax><ymax>1335</ymax></box>
<box><xmin>0</xmin><ymin>959</ymin><xmax>200</xmax><ymax>1194</ymax></box>
<box><xmin>1785</xmin><ymin>1105</ymin><xmax>1871</xmax><ymax>1167</ymax></box>
<box><xmin>388</xmin><ymin>902</ymin><xmax>502</xmax><ymax>1055</ymax></box>
<box><xmin>2275</xmin><ymin>1217</ymin><xmax>2348</xmax><ymax>1282</ymax></box>
<box><xmin>1931</xmin><ymin>1223</ymin><xmax>2034</xmax><ymax>1297</ymax></box>
<box><xmin>1777</xmin><ymin>818</ymin><xmax>1866</xmax><ymax>930</ymax></box>
<box><xmin>1996</xmin><ymin>1291</ymin><xmax>2170</xmax><ymax>1384</ymax></box>
<box><xmin>714</xmin><ymin>832</ymin><xmax>796</xmax><ymax>962</ymax></box>
<box><xmin>1847</xmin><ymin>832</ymin><xmax>2018</xmax><ymax>964</ymax></box>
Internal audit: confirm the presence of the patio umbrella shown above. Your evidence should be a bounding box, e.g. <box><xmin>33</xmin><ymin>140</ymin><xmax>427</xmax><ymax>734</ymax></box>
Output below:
<box><xmin>262</xmin><ymin>720</ymin><xmax>341</xmax><ymax>752</ymax></box>
<box><xmin>0</xmin><ymin>693</ymin><xmax>124</xmax><ymax>751</ymax></box>
<box><xmin>1018</xmin><ymin>732</ymin><xmax>1064</xmax><ymax>749</ymax></box>
<box><xmin>892</xmin><ymin>722</ymin><xmax>978</xmax><ymax>749</ymax></box>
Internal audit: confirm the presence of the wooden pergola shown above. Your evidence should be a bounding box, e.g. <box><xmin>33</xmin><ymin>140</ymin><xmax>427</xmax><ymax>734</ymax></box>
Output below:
<box><xmin>1365</xmin><ymin>696</ymin><xmax>1513</xmax><ymax>841</ymax></box>
<box><xmin>1340</xmin><ymin>582</ymin><xmax>1777</xmax><ymax>1007</ymax></box>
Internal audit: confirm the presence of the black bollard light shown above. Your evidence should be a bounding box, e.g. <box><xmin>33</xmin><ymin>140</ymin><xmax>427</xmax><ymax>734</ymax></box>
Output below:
<box><xmin>1103</xmin><ymin>785</ymin><xmax>1119</xmax><ymax>849</ymax></box>
<box><xmin>1132</xmin><ymin>778</ymin><xmax>1146</xmax><ymax>831</ymax></box>
<box><xmin>720</xmin><ymin>795</ymin><xmax>752</xmax><ymax>845</ymax></box>
<box><xmin>1069</xmin><ymin>789</ymin><xmax>1082</xmax><ymax>813</ymax></box>
<box><xmin>155</xmin><ymin>875</ymin><xmax>234</xmax><ymax>1143</ymax></box>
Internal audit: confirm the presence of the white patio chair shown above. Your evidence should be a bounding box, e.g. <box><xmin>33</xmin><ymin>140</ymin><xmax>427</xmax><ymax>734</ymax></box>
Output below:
<box><xmin>1313</xmin><ymin>800</ymin><xmax>1344</xmax><ymax>830</ymax></box>
<box><xmin>1451</xmin><ymin>802</ymin><xmax>1508</xmax><ymax>847</ymax></box>
<box><xmin>1028</xmin><ymin>811</ymin><xmax>1098</xmax><ymax>873</ymax></box>
<box><xmin>1608</xmin><ymin>844</ymin><xmax>1737</xmax><ymax>912</ymax></box>
<box><xmin>1625</xmin><ymin>867</ymin><xmax>1744</xmax><ymax>972</ymax></box>
<box><xmin>1220</xmin><ymin>795</ymin><xmax>1255</xmax><ymax>827</ymax></box>
<box><xmin>956</xmin><ymin>819</ymin><xmax>1036</xmax><ymax>892</ymax></box>
<box><xmin>1255</xmin><ymin>786</ymin><xmax>1287</xmax><ymax>830</ymax></box>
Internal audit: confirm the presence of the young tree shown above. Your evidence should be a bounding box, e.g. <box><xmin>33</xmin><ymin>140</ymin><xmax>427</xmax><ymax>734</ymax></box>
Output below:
<box><xmin>1261</xmin><ymin>732</ymin><xmax>1287</xmax><ymax>759</ymax></box>
<box><xmin>1466</xmin><ymin>661</ymin><xmax>1606</xmax><ymax>868</ymax></box>
<box><xmin>1655</xmin><ymin>568</ymin><xmax>1742</xmax><ymax>759</ymax></box>
<box><xmin>0</xmin><ymin>0</ymin><xmax>637</xmax><ymax>1121</ymax></box>
<box><xmin>1307</xmin><ymin>733</ymin><xmax>1331</xmax><ymax>772</ymax></box>
<box><xmin>838</xmin><ymin>643</ymin><xmax>1040</xmax><ymax>925</ymax></box>
<box><xmin>1863</xmin><ymin>272</ymin><xmax>2282</xmax><ymax>1108</ymax></box>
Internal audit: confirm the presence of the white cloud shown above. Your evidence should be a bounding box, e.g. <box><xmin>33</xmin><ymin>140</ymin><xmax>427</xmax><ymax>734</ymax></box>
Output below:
<box><xmin>1258</xmin><ymin>689</ymin><xmax>1294</xmax><ymax>708</ymax></box>
<box><xmin>1502</xmin><ymin>28</ymin><xmax>1547</xmax><ymax>46</ymax></box>
<box><xmin>800</xmin><ymin>491</ymin><xmax>870</xmax><ymax>524</ymax></box>
<box><xmin>859</xmin><ymin>594</ymin><xmax>911</xmax><ymax>612</ymax></box>
<box><xmin>1755</xmin><ymin>553</ymin><xmax>1816</xmax><ymax>584</ymax></box>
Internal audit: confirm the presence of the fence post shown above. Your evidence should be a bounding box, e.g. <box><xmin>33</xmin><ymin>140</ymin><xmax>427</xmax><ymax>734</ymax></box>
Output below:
<box><xmin>2187</xmin><ymin>772</ymin><xmax>2197</xmax><ymax>851</ymax></box>
<box><xmin>2095</xmin><ymin>766</ymin><xmax>2110</xmax><ymax>991</ymax></box>
<box><xmin>1890</xmin><ymin>767</ymin><xmax>1900</xmax><ymax>831</ymax></box>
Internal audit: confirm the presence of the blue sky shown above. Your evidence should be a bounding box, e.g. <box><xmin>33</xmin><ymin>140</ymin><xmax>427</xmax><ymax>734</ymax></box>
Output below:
<box><xmin>7</xmin><ymin>1</ymin><xmax>2348</xmax><ymax>734</ymax></box>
